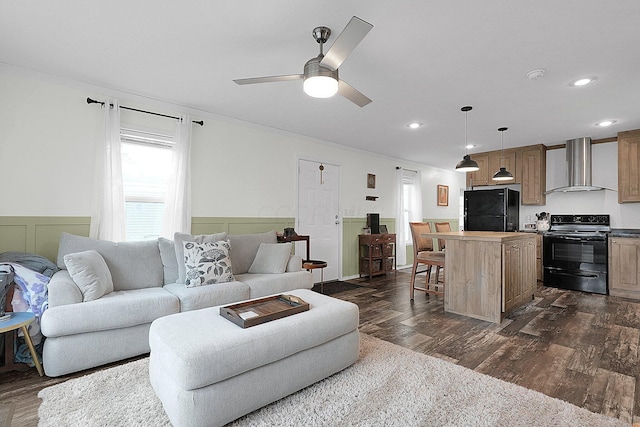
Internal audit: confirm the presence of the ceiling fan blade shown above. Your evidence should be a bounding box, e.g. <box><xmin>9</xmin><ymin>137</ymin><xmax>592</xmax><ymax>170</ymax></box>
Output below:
<box><xmin>320</xmin><ymin>16</ymin><xmax>373</xmax><ymax>71</ymax></box>
<box><xmin>233</xmin><ymin>74</ymin><xmax>303</xmax><ymax>85</ymax></box>
<box><xmin>338</xmin><ymin>80</ymin><xmax>372</xmax><ymax>107</ymax></box>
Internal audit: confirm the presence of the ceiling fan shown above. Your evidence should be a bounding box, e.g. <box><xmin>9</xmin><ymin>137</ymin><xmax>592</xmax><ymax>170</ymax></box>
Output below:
<box><xmin>233</xmin><ymin>16</ymin><xmax>373</xmax><ymax>107</ymax></box>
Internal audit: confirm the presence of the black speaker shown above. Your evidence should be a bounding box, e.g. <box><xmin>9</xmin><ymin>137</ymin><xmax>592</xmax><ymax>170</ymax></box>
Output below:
<box><xmin>367</xmin><ymin>213</ymin><xmax>380</xmax><ymax>234</ymax></box>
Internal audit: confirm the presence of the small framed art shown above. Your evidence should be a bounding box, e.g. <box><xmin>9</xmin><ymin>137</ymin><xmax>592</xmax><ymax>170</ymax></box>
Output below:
<box><xmin>367</xmin><ymin>173</ymin><xmax>376</xmax><ymax>189</ymax></box>
<box><xmin>437</xmin><ymin>185</ymin><xmax>449</xmax><ymax>206</ymax></box>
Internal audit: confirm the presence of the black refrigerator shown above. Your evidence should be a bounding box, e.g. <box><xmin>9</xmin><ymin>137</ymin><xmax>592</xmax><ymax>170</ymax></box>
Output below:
<box><xmin>464</xmin><ymin>188</ymin><xmax>520</xmax><ymax>232</ymax></box>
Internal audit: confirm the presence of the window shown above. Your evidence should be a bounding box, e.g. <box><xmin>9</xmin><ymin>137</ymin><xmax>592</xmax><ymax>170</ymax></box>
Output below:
<box><xmin>120</xmin><ymin>127</ymin><xmax>173</xmax><ymax>241</ymax></box>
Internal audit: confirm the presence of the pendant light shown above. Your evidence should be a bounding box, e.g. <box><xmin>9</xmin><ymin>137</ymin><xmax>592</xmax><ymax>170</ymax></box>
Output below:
<box><xmin>455</xmin><ymin>106</ymin><xmax>480</xmax><ymax>172</ymax></box>
<box><xmin>492</xmin><ymin>127</ymin><xmax>514</xmax><ymax>181</ymax></box>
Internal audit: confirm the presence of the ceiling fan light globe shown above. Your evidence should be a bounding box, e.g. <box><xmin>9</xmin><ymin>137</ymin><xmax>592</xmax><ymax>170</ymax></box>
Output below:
<box><xmin>303</xmin><ymin>76</ymin><xmax>339</xmax><ymax>98</ymax></box>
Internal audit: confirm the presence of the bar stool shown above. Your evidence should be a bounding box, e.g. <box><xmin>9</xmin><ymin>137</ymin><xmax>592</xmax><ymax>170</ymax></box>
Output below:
<box><xmin>409</xmin><ymin>222</ymin><xmax>445</xmax><ymax>300</ymax></box>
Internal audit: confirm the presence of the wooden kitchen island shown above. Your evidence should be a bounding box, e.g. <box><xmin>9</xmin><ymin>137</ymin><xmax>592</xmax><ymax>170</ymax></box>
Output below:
<box><xmin>421</xmin><ymin>231</ymin><xmax>537</xmax><ymax>323</ymax></box>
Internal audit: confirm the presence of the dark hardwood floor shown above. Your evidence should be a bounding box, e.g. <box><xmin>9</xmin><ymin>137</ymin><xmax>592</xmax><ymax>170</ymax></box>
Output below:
<box><xmin>1</xmin><ymin>270</ymin><xmax>638</xmax><ymax>426</ymax></box>
<box><xmin>338</xmin><ymin>270</ymin><xmax>638</xmax><ymax>425</ymax></box>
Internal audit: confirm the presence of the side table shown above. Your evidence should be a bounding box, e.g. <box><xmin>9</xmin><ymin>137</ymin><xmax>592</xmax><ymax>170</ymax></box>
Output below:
<box><xmin>0</xmin><ymin>312</ymin><xmax>44</xmax><ymax>376</ymax></box>
<box><xmin>303</xmin><ymin>260</ymin><xmax>327</xmax><ymax>294</ymax></box>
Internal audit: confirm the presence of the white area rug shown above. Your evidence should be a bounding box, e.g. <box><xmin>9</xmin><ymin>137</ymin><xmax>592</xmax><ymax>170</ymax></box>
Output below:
<box><xmin>38</xmin><ymin>334</ymin><xmax>627</xmax><ymax>426</ymax></box>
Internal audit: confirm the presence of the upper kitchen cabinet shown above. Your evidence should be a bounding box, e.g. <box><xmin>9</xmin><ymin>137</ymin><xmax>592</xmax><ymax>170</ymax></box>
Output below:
<box><xmin>520</xmin><ymin>145</ymin><xmax>546</xmax><ymax>205</ymax></box>
<box><xmin>466</xmin><ymin>144</ymin><xmax>546</xmax><ymax>206</ymax></box>
<box><xmin>618</xmin><ymin>129</ymin><xmax>640</xmax><ymax>203</ymax></box>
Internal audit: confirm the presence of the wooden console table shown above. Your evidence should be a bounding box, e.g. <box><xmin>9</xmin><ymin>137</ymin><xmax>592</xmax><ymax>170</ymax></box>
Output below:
<box><xmin>277</xmin><ymin>234</ymin><xmax>310</xmax><ymax>260</ymax></box>
<box><xmin>359</xmin><ymin>234</ymin><xmax>396</xmax><ymax>278</ymax></box>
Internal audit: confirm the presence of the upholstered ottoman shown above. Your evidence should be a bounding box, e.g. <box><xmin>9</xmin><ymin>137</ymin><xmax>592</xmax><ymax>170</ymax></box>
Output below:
<box><xmin>148</xmin><ymin>288</ymin><xmax>360</xmax><ymax>427</ymax></box>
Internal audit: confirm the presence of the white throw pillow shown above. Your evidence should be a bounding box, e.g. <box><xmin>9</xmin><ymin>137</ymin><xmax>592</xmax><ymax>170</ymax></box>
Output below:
<box><xmin>63</xmin><ymin>250</ymin><xmax>114</xmax><ymax>302</ymax></box>
<box><xmin>184</xmin><ymin>241</ymin><xmax>235</xmax><ymax>288</ymax></box>
<box><xmin>248</xmin><ymin>242</ymin><xmax>292</xmax><ymax>274</ymax></box>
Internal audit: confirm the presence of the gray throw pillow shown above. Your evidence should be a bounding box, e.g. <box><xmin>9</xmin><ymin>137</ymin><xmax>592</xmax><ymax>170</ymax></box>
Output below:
<box><xmin>248</xmin><ymin>243</ymin><xmax>292</xmax><ymax>274</ymax></box>
<box><xmin>174</xmin><ymin>232</ymin><xmax>228</xmax><ymax>284</ymax></box>
<box><xmin>227</xmin><ymin>230</ymin><xmax>277</xmax><ymax>274</ymax></box>
<box><xmin>63</xmin><ymin>250</ymin><xmax>113</xmax><ymax>302</ymax></box>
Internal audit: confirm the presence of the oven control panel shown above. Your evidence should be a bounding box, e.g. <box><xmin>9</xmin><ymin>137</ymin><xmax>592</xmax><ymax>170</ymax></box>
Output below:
<box><xmin>550</xmin><ymin>214</ymin><xmax>610</xmax><ymax>225</ymax></box>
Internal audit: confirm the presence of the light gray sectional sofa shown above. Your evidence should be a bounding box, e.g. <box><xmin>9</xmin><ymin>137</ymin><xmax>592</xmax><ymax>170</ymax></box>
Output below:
<box><xmin>40</xmin><ymin>230</ymin><xmax>313</xmax><ymax>377</ymax></box>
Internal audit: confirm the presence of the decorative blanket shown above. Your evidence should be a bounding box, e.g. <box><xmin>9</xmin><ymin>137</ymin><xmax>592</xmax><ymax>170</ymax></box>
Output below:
<box><xmin>1</xmin><ymin>262</ymin><xmax>50</xmax><ymax>364</ymax></box>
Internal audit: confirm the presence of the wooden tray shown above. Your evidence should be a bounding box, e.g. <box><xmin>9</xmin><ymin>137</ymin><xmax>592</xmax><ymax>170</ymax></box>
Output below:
<box><xmin>220</xmin><ymin>294</ymin><xmax>309</xmax><ymax>328</ymax></box>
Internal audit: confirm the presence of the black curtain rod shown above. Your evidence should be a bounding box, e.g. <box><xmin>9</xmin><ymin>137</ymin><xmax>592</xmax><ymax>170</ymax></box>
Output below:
<box><xmin>396</xmin><ymin>166</ymin><xmax>418</xmax><ymax>173</ymax></box>
<box><xmin>86</xmin><ymin>97</ymin><xmax>204</xmax><ymax>126</ymax></box>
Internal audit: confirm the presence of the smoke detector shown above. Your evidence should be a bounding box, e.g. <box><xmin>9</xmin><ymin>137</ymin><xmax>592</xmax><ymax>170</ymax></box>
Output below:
<box><xmin>526</xmin><ymin>68</ymin><xmax>546</xmax><ymax>80</ymax></box>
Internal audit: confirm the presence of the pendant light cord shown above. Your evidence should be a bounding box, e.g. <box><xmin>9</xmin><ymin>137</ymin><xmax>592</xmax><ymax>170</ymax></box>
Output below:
<box><xmin>461</xmin><ymin>105</ymin><xmax>472</xmax><ymax>155</ymax></box>
<box><xmin>499</xmin><ymin>127</ymin><xmax>508</xmax><ymax>165</ymax></box>
<box><xmin>465</xmin><ymin>111</ymin><xmax>468</xmax><ymax>155</ymax></box>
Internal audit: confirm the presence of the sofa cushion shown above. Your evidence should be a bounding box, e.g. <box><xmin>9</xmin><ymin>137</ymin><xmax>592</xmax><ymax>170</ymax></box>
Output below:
<box><xmin>41</xmin><ymin>287</ymin><xmax>180</xmax><ymax>337</ymax></box>
<box><xmin>228</xmin><ymin>230</ymin><xmax>277</xmax><ymax>274</ymax></box>
<box><xmin>174</xmin><ymin>232</ymin><xmax>228</xmax><ymax>284</ymax></box>
<box><xmin>164</xmin><ymin>281</ymin><xmax>250</xmax><ymax>312</ymax></box>
<box><xmin>63</xmin><ymin>250</ymin><xmax>113</xmax><ymax>302</ymax></box>
<box><xmin>248</xmin><ymin>242</ymin><xmax>292</xmax><ymax>274</ymax></box>
<box><xmin>56</xmin><ymin>233</ymin><xmax>164</xmax><ymax>291</ymax></box>
<box><xmin>236</xmin><ymin>270</ymin><xmax>313</xmax><ymax>299</ymax></box>
<box><xmin>184</xmin><ymin>241</ymin><xmax>235</xmax><ymax>287</ymax></box>
<box><xmin>158</xmin><ymin>237</ymin><xmax>179</xmax><ymax>285</ymax></box>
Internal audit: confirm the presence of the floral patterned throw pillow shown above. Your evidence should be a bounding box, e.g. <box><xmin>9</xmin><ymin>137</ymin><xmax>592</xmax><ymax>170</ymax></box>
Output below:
<box><xmin>183</xmin><ymin>240</ymin><xmax>235</xmax><ymax>287</ymax></box>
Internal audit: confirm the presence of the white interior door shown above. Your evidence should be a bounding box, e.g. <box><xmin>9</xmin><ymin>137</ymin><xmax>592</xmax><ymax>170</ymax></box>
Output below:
<box><xmin>297</xmin><ymin>159</ymin><xmax>341</xmax><ymax>282</ymax></box>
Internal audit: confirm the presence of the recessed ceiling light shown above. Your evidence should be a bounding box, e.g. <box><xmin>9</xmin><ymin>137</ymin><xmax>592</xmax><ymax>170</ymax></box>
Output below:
<box><xmin>596</xmin><ymin>120</ymin><xmax>616</xmax><ymax>127</ymax></box>
<box><xmin>572</xmin><ymin>77</ymin><xmax>597</xmax><ymax>86</ymax></box>
<box><xmin>407</xmin><ymin>122</ymin><xmax>423</xmax><ymax>129</ymax></box>
<box><xmin>465</xmin><ymin>144</ymin><xmax>476</xmax><ymax>149</ymax></box>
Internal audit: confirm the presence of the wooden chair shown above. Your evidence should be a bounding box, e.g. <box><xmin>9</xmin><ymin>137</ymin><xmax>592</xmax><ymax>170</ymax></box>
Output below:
<box><xmin>409</xmin><ymin>222</ymin><xmax>445</xmax><ymax>300</ymax></box>
<box><xmin>433</xmin><ymin>222</ymin><xmax>451</xmax><ymax>283</ymax></box>
<box><xmin>434</xmin><ymin>222</ymin><xmax>451</xmax><ymax>251</ymax></box>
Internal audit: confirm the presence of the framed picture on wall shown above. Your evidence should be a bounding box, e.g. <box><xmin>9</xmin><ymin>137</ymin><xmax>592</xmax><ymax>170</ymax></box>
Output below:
<box><xmin>367</xmin><ymin>173</ymin><xmax>376</xmax><ymax>189</ymax></box>
<box><xmin>437</xmin><ymin>185</ymin><xmax>449</xmax><ymax>206</ymax></box>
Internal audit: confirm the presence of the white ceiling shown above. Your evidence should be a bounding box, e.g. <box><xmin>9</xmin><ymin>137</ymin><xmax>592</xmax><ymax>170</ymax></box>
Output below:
<box><xmin>2</xmin><ymin>1</ymin><xmax>640</xmax><ymax>170</ymax></box>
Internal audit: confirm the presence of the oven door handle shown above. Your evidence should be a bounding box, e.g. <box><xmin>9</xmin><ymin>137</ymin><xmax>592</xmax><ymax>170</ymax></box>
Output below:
<box><xmin>545</xmin><ymin>267</ymin><xmax>600</xmax><ymax>278</ymax></box>
<box><xmin>547</xmin><ymin>235</ymin><xmax>605</xmax><ymax>242</ymax></box>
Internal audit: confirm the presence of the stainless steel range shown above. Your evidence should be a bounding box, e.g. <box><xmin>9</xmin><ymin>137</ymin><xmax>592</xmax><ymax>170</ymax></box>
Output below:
<box><xmin>543</xmin><ymin>214</ymin><xmax>610</xmax><ymax>294</ymax></box>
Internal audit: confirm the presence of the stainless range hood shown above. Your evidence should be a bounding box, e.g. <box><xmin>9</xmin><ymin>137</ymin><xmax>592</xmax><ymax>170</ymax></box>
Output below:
<box><xmin>547</xmin><ymin>137</ymin><xmax>606</xmax><ymax>193</ymax></box>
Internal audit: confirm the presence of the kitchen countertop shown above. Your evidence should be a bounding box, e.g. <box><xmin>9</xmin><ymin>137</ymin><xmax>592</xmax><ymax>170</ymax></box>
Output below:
<box><xmin>421</xmin><ymin>231</ymin><xmax>536</xmax><ymax>243</ymax></box>
<box><xmin>610</xmin><ymin>229</ymin><xmax>640</xmax><ymax>238</ymax></box>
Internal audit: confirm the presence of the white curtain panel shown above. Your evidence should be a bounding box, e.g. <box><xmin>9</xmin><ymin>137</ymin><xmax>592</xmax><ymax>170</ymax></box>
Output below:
<box><xmin>90</xmin><ymin>100</ymin><xmax>126</xmax><ymax>241</ymax></box>
<box><xmin>395</xmin><ymin>168</ymin><xmax>423</xmax><ymax>266</ymax></box>
<box><xmin>408</xmin><ymin>169</ymin><xmax>423</xmax><ymax>225</ymax></box>
<box><xmin>161</xmin><ymin>114</ymin><xmax>192</xmax><ymax>238</ymax></box>
<box><xmin>395</xmin><ymin>168</ymin><xmax>407</xmax><ymax>265</ymax></box>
